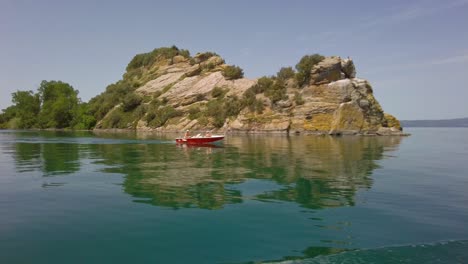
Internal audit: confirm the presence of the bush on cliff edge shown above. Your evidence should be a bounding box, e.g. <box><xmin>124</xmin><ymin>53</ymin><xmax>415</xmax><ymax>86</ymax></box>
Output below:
<box><xmin>222</xmin><ymin>65</ymin><xmax>244</xmax><ymax>80</ymax></box>
<box><xmin>295</xmin><ymin>54</ymin><xmax>324</xmax><ymax>87</ymax></box>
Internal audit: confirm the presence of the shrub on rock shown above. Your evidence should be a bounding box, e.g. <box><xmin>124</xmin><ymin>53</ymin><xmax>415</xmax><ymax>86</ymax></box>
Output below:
<box><xmin>222</xmin><ymin>65</ymin><xmax>244</xmax><ymax>80</ymax></box>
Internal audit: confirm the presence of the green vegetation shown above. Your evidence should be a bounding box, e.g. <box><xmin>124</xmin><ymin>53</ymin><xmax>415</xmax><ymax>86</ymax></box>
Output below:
<box><xmin>0</xmin><ymin>47</ymin><xmax>331</xmax><ymax>131</ymax></box>
<box><xmin>88</xmin><ymin>80</ymin><xmax>134</xmax><ymax>121</ymax></box>
<box><xmin>126</xmin><ymin>45</ymin><xmax>190</xmax><ymax>71</ymax></box>
<box><xmin>201</xmin><ymin>62</ymin><xmax>216</xmax><ymax>72</ymax></box>
<box><xmin>189</xmin><ymin>95</ymin><xmax>244</xmax><ymax>128</ymax></box>
<box><xmin>0</xmin><ymin>106</ymin><xmax>18</xmax><ymax>129</ymax></box>
<box><xmin>11</xmin><ymin>90</ymin><xmax>40</xmax><ymax>128</ymax></box>
<box><xmin>294</xmin><ymin>92</ymin><xmax>305</xmax><ymax>105</ymax></box>
<box><xmin>123</xmin><ymin>46</ymin><xmax>191</xmax><ymax>88</ymax></box>
<box><xmin>100</xmin><ymin>103</ymin><xmax>147</xmax><ymax>129</ymax></box>
<box><xmin>0</xmin><ymin>80</ymin><xmax>95</xmax><ymax>130</ymax></box>
<box><xmin>205</xmin><ymin>100</ymin><xmax>225</xmax><ymax>127</ymax></box>
<box><xmin>187</xmin><ymin>105</ymin><xmax>202</xmax><ymax>120</ymax></box>
<box><xmin>146</xmin><ymin>105</ymin><xmax>181</xmax><ymax>128</ymax></box>
<box><xmin>242</xmin><ymin>89</ymin><xmax>264</xmax><ymax>114</ymax></box>
<box><xmin>208</xmin><ymin>96</ymin><xmax>242</xmax><ymax>128</ymax></box>
<box><xmin>87</xmin><ymin>46</ymin><xmax>191</xmax><ymax>128</ymax></box>
<box><xmin>265</xmin><ymin>79</ymin><xmax>288</xmax><ymax>104</ymax></box>
<box><xmin>248</xmin><ymin>76</ymin><xmax>287</xmax><ymax>104</ymax></box>
<box><xmin>295</xmin><ymin>54</ymin><xmax>325</xmax><ymax>87</ymax></box>
<box><xmin>122</xmin><ymin>93</ymin><xmax>143</xmax><ymax>112</ymax></box>
<box><xmin>222</xmin><ymin>65</ymin><xmax>244</xmax><ymax>80</ymax></box>
<box><xmin>194</xmin><ymin>52</ymin><xmax>219</xmax><ymax>62</ymax></box>
<box><xmin>250</xmin><ymin>77</ymin><xmax>274</xmax><ymax>94</ymax></box>
<box><xmin>211</xmin><ymin>87</ymin><xmax>227</xmax><ymax>98</ymax></box>
<box><xmin>224</xmin><ymin>96</ymin><xmax>243</xmax><ymax>117</ymax></box>
<box><xmin>277</xmin><ymin>67</ymin><xmax>295</xmax><ymax>81</ymax></box>
<box><xmin>39</xmin><ymin>81</ymin><xmax>95</xmax><ymax>129</ymax></box>
<box><xmin>71</xmin><ymin>102</ymin><xmax>97</xmax><ymax>130</ymax></box>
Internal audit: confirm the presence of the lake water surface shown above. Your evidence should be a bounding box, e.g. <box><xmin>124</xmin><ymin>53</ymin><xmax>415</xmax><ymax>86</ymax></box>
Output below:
<box><xmin>0</xmin><ymin>128</ymin><xmax>467</xmax><ymax>263</ymax></box>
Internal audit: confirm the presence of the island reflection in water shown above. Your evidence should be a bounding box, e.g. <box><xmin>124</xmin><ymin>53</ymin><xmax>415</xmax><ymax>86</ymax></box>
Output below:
<box><xmin>10</xmin><ymin>131</ymin><xmax>402</xmax><ymax>210</ymax></box>
<box><xmin>4</xmin><ymin>130</ymin><xmax>468</xmax><ymax>264</ymax></box>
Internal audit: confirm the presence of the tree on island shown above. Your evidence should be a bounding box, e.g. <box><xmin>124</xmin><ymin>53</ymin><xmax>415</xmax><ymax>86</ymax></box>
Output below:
<box><xmin>38</xmin><ymin>80</ymin><xmax>79</xmax><ymax>128</ymax></box>
<box><xmin>0</xmin><ymin>80</ymin><xmax>95</xmax><ymax>129</ymax></box>
<box><xmin>11</xmin><ymin>90</ymin><xmax>41</xmax><ymax>129</ymax></box>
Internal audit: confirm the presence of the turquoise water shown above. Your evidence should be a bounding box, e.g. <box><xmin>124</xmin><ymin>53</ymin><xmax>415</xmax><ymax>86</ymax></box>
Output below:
<box><xmin>0</xmin><ymin>128</ymin><xmax>467</xmax><ymax>263</ymax></box>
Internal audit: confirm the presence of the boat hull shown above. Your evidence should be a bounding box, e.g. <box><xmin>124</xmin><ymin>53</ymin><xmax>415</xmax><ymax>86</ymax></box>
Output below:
<box><xmin>175</xmin><ymin>135</ymin><xmax>224</xmax><ymax>144</ymax></box>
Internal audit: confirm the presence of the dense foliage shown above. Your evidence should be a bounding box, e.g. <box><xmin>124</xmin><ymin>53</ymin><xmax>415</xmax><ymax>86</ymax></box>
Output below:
<box><xmin>248</xmin><ymin>76</ymin><xmax>288</xmax><ymax>104</ymax></box>
<box><xmin>242</xmin><ymin>89</ymin><xmax>265</xmax><ymax>114</ymax></box>
<box><xmin>193</xmin><ymin>96</ymin><xmax>243</xmax><ymax>128</ymax></box>
<box><xmin>276</xmin><ymin>67</ymin><xmax>295</xmax><ymax>81</ymax></box>
<box><xmin>88</xmin><ymin>80</ymin><xmax>134</xmax><ymax>121</ymax></box>
<box><xmin>222</xmin><ymin>65</ymin><xmax>244</xmax><ymax>80</ymax></box>
<box><xmin>11</xmin><ymin>90</ymin><xmax>40</xmax><ymax>128</ymax></box>
<box><xmin>146</xmin><ymin>104</ymin><xmax>181</xmax><ymax>128</ymax></box>
<box><xmin>126</xmin><ymin>46</ymin><xmax>190</xmax><ymax>71</ymax></box>
<box><xmin>38</xmin><ymin>81</ymin><xmax>80</xmax><ymax>128</ymax></box>
<box><xmin>122</xmin><ymin>93</ymin><xmax>143</xmax><ymax>112</ymax></box>
<box><xmin>0</xmin><ymin>80</ymin><xmax>95</xmax><ymax>129</ymax></box>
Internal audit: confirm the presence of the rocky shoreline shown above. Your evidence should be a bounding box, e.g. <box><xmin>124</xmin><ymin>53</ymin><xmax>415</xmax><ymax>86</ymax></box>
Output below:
<box><xmin>93</xmin><ymin>127</ymin><xmax>410</xmax><ymax>136</ymax></box>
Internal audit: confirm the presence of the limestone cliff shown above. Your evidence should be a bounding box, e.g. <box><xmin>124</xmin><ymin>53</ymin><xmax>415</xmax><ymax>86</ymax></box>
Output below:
<box><xmin>92</xmin><ymin>47</ymin><xmax>404</xmax><ymax>135</ymax></box>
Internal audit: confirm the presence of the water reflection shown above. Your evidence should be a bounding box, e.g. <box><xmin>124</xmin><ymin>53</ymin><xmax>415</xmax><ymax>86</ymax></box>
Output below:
<box><xmin>247</xmin><ymin>136</ymin><xmax>399</xmax><ymax>209</ymax></box>
<box><xmin>12</xmin><ymin>133</ymin><xmax>82</xmax><ymax>176</ymax></box>
<box><xmin>4</xmin><ymin>131</ymin><xmax>402</xmax><ymax>210</ymax></box>
<box><xmin>90</xmin><ymin>134</ymin><xmax>402</xmax><ymax>210</ymax></box>
<box><xmin>1</xmin><ymin>131</ymin><xmax>405</xmax><ymax>262</ymax></box>
<box><xmin>14</xmin><ymin>143</ymin><xmax>41</xmax><ymax>172</ymax></box>
<box><xmin>41</xmin><ymin>143</ymin><xmax>80</xmax><ymax>175</ymax></box>
<box><xmin>89</xmin><ymin>142</ymin><xmax>243</xmax><ymax>209</ymax></box>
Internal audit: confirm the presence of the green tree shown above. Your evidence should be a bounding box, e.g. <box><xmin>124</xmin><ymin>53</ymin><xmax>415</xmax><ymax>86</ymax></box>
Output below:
<box><xmin>277</xmin><ymin>67</ymin><xmax>295</xmax><ymax>81</ymax></box>
<box><xmin>11</xmin><ymin>90</ymin><xmax>40</xmax><ymax>128</ymax></box>
<box><xmin>265</xmin><ymin>79</ymin><xmax>288</xmax><ymax>103</ymax></box>
<box><xmin>37</xmin><ymin>80</ymin><xmax>79</xmax><ymax>128</ymax></box>
<box><xmin>222</xmin><ymin>65</ymin><xmax>244</xmax><ymax>80</ymax></box>
<box><xmin>71</xmin><ymin>102</ymin><xmax>96</xmax><ymax>130</ymax></box>
<box><xmin>295</xmin><ymin>54</ymin><xmax>324</xmax><ymax>87</ymax></box>
<box><xmin>0</xmin><ymin>105</ymin><xmax>18</xmax><ymax>128</ymax></box>
<box><xmin>242</xmin><ymin>89</ymin><xmax>264</xmax><ymax>114</ymax></box>
<box><xmin>122</xmin><ymin>93</ymin><xmax>143</xmax><ymax>112</ymax></box>
<box><xmin>251</xmin><ymin>77</ymin><xmax>274</xmax><ymax>94</ymax></box>
<box><xmin>88</xmin><ymin>81</ymin><xmax>133</xmax><ymax>120</ymax></box>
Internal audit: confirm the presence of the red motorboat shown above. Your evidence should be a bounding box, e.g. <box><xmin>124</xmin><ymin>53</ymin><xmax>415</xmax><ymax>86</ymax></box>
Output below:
<box><xmin>176</xmin><ymin>132</ymin><xmax>224</xmax><ymax>144</ymax></box>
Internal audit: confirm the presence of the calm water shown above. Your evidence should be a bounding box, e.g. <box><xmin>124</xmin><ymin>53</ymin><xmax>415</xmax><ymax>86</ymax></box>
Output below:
<box><xmin>0</xmin><ymin>128</ymin><xmax>467</xmax><ymax>263</ymax></box>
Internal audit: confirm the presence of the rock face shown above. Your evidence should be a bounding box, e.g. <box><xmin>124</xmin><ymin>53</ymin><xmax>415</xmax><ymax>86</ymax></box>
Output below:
<box><xmin>96</xmin><ymin>49</ymin><xmax>404</xmax><ymax>135</ymax></box>
<box><xmin>310</xmin><ymin>57</ymin><xmax>343</xmax><ymax>84</ymax></box>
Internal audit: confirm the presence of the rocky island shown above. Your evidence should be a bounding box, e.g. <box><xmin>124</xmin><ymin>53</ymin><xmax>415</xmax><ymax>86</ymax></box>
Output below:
<box><xmin>0</xmin><ymin>46</ymin><xmax>404</xmax><ymax>135</ymax></box>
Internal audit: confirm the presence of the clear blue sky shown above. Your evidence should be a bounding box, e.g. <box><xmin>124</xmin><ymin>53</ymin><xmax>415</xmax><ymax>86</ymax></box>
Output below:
<box><xmin>1</xmin><ymin>0</ymin><xmax>467</xmax><ymax>119</ymax></box>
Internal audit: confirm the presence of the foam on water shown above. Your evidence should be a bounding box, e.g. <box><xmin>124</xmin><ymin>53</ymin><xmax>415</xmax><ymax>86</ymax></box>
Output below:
<box><xmin>271</xmin><ymin>240</ymin><xmax>468</xmax><ymax>264</ymax></box>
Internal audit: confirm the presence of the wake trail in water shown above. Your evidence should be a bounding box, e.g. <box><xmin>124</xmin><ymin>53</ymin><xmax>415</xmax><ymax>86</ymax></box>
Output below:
<box><xmin>6</xmin><ymin>137</ymin><xmax>175</xmax><ymax>145</ymax></box>
<box><xmin>268</xmin><ymin>240</ymin><xmax>468</xmax><ymax>264</ymax></box>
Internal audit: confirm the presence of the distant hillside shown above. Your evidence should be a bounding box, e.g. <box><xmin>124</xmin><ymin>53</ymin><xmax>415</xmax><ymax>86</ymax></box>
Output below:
<box><xmin>401</xmin><ymin>117</ymin><xmax>468</xmax><ymax>127</ymax></box>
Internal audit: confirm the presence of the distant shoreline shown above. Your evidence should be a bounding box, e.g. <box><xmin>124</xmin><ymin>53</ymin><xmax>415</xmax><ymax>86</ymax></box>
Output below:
<box><xmin>0</xmin><ymin>128</ymin><xmax>410</xmax><ymax>136</ymax></box>
<box><xmin>401</xmin><ymin>117</ymin><xmax>468</xmax><ymax>127</ymax></box>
